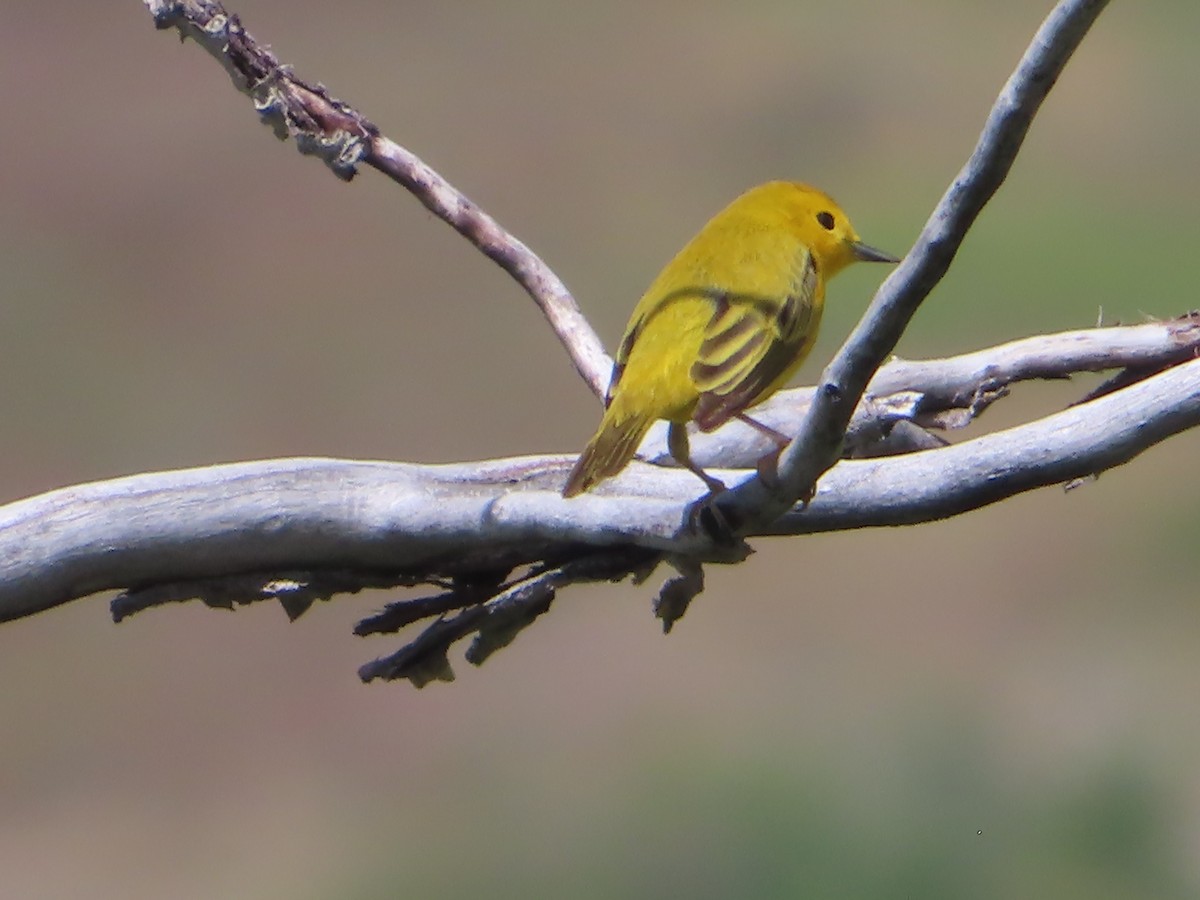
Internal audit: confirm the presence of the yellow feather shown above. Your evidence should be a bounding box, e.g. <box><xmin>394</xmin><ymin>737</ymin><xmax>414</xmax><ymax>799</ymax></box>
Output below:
<box><xmin>563</xmin><ymin>181</ymin><xmax>896</xmax><ymax>498</ymax></box>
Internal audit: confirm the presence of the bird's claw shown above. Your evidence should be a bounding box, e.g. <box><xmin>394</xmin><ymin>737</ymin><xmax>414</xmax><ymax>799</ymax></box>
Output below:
<box><xmin>684</xmin><ymin>487</ymin><xmax>742</xmax><ymax>545</ymax></box>
<box><xmin>755</xmin><ymin>451</ymin><xmax>782</xmax><ymax>491</ymax></box>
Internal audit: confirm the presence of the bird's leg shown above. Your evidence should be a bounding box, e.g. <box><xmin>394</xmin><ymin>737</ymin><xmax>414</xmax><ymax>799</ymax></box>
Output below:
<box><xmin>670</xmin><ymin>423</ymin><xmax>739</xmax><ymax>543</ymax></box>
<box><xmin>668</xmin><ymin>422</ymin><xmax>727</xmax><ymax>494</ymax></box>
<box><xmin>735</xmin><ymin>413</ymin><xmax>791</xmax><ymax>491</ymax></box>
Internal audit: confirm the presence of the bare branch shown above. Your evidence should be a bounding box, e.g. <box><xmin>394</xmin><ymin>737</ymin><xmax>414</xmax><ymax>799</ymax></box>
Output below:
<box><xmin>356</xmin><ymin>548</ymin><xmax>658</xmax><ymax>686</ymax></box>
<box><xmin>141</xmin><ymin>0</ymin><xmax>612</xmax><ymax>398</ymax></box>
<box><xmin>364</xmin><ymin>138</ymin><xmax>611</xmax><ymax>398</ymax></box>
<box><xmin>769</xmin><ymin>357</ymin><xmax>1200</xmax><ymax>534</ymax></box>
<box><xmin>867</xmin><ymin>315</ymin><xmax>1200</xmax><ymax>399</ymax></box>
<box><xmin>717</xmin><ymin>0</ymin><xmax>1113</xmax><ymax>531</ymax></box>
<box><xmin>643</xmin><ymin>315</ymin><xmax>1200</xmax><ymax>469</ymax></box>
<box><xmin>2</xmin><ymin>331</ymin><xmax>1196</xmax><ymax>625</ymax></box>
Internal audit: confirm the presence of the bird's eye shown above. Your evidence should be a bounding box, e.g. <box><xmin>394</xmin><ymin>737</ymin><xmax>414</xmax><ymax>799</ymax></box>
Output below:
<box><xmin>816</xmin><ymin>211</ymin><xmax>836</xmax><ymax>230</ymax></box>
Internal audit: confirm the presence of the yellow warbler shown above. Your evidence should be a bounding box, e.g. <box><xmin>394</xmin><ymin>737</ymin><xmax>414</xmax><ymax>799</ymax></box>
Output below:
<box><xmin>563</xmin><ymin>180</ymin><xmax>897</xmax><ymax>498</ymax></box>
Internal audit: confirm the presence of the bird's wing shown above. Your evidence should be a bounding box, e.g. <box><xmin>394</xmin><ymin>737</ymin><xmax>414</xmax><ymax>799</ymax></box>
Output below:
<box><xmin>690</xmin><ymin>248</ymin><xmax>819</xmax><ymax>431</ymax></box>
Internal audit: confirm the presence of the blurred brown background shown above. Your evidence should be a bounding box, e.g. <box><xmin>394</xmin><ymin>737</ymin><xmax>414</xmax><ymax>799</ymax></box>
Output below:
<box><xmin>2</xmin><ymin>1</ymin><xmax>1199</xmax><ymax>897</ymax></box>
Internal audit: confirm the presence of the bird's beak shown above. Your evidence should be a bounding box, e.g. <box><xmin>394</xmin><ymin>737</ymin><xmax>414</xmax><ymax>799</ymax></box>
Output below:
<box><xmin>851</xmin><ymin>241</ymin><xmax>900</xmax><ymax>264</ymax></box>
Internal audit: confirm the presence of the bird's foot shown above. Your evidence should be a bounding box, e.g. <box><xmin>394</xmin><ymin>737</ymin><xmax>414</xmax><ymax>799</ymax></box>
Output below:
<box><xmin>684</xmin><ymin>485</ymin><xmax>742</xmax><ymax>546</ymax></box>
<box><xmin>755</xmin><ymin>450</ymin><xmax>782</xmax><ymax>491</ymax></box>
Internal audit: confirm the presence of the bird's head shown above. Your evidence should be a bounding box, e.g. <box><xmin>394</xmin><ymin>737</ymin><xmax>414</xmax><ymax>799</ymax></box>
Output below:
<box><xmin>766</xmin><ymin>181</ymin><xmax>900</xmax><ymax>277</ymax></box>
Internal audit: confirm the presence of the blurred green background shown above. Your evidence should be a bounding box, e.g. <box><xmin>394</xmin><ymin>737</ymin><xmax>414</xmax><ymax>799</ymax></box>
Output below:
<box><xmin>2</xmin><ymin>1</ymin><xmax>1199</xmax><ymax>897</ymax></box>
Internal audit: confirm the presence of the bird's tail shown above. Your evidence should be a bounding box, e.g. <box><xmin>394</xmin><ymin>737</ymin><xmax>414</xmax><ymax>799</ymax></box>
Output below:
<box><xmin>562</xmin><ymin>409</ymin><xmax>653</xmax><ymax>498</ymax></box>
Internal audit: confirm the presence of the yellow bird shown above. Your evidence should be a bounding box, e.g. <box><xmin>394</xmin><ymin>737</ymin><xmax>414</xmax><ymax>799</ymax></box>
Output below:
<box><xmin>563</xmin><ymin>180</ymin><xmax>897</xmax><ymax>498</ymax></box>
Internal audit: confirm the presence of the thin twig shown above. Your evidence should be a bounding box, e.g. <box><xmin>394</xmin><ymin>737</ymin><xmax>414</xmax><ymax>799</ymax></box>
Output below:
<box><xmin>365</xmin><ymin>138</ymin><xmax>611</xmax><ymax>397</ymax></box>
<box><xmin>141</xmin><ymin>0</ymin><xmax>612</xmax><ymax>398</ymax></box>
<box><xmin>358</xmin><ymin>547</ymin><xmax>657</xmax><ymax>686</ymax></box>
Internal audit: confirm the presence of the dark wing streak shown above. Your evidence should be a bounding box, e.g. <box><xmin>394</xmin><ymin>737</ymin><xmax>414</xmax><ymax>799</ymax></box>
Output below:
<box><xmin>775</xmin><ymin>254</ymin><xmax>819</xmax><ymax>346</ymax></box>
<box><xmin>692</xmin><ymin>252</ymin><xmax>818</xmax><ymax>431</ymax></box>
<box><xmin>694</xmin><ymin>340</ymin><xmax>798</xmax><ymax>431</ymax></box>
<box><xmin>692</xmin><ymin>329</ymin><xmax>770</xmax><ymax>390</ymax></box>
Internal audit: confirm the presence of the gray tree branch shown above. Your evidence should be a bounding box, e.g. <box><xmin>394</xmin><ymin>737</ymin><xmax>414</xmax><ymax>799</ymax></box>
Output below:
<box><xmin>2</xmin><ymin>317</ymin><xmax>1197</xmax><ymax>684</ymax></box>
